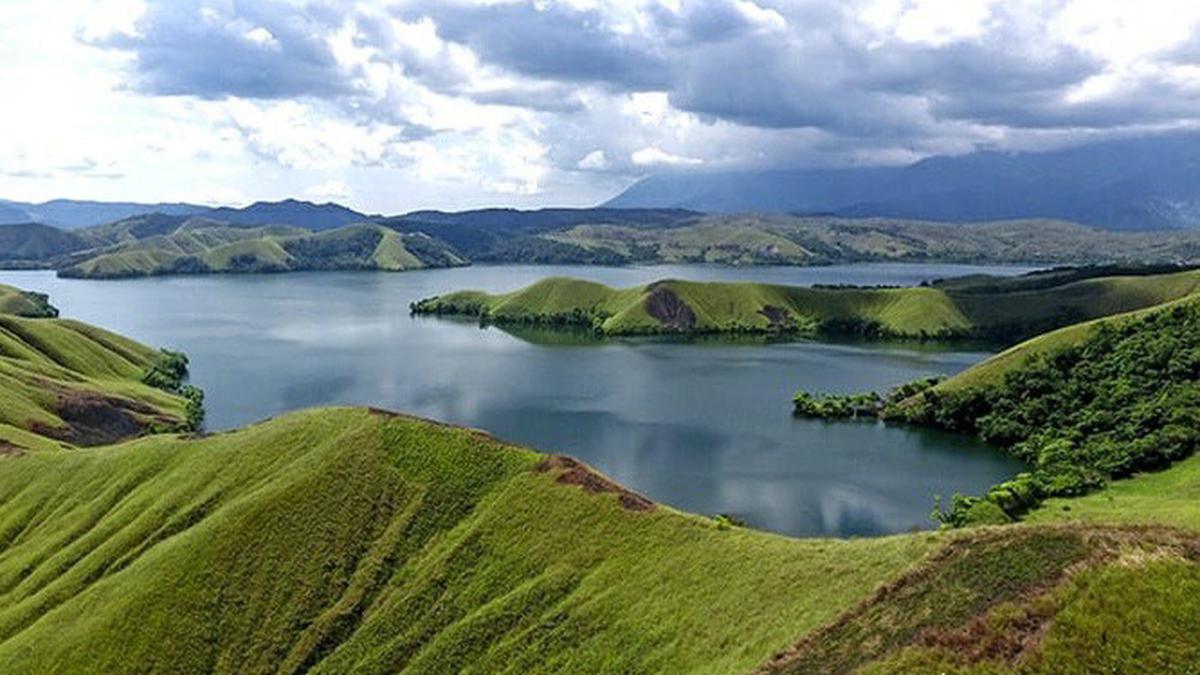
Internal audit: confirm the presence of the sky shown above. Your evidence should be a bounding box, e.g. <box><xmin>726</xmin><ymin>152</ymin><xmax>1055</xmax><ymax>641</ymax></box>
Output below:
<box><xmin>0</xmin><ymin>0</ymin><xmax>1198</xmax><ymax>214</ymax></box>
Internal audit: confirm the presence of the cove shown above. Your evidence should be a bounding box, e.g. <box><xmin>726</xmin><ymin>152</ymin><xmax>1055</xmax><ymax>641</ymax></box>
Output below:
<box><xmin>1</xmin><ymin>263</ymin><xmax>1032</xmax><ymax>537</ymax></box>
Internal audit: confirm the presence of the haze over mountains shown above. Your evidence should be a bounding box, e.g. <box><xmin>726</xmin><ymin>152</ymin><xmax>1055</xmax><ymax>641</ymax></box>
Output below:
<box><xmin>607</xmin><ymin>133</ymin><xmax>1200</xmax><ymax>231</ymax></box>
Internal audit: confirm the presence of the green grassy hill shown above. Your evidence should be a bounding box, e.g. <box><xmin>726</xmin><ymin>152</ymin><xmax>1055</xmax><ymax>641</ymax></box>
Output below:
<box><xmin>0</xmin><ymin>284</ymin><xmax>58</xmax><ymax>318</ymax></box>
<box><xmin>4</xmin><ymin>285</ymin><xmax>1200</xmax><ymax>673</ymax></box>
<box><xmin>0</xmin><ymin>292</ymin><xmax>192</xmax><ymax>449</ymax></box>
<box><xmin>413</xmin><ymin>269</ymin><xmax>1200</xmax><ymax>341</ymax></box>
<box><xmin>546</xmin><ymin>216</ymin><xmax>1200</xmax><ymax>266</ymax></box>
<box><xmin>60</xmin><ymin>222</ymin><xmax>466</xmax><ymax>279</ymax></box>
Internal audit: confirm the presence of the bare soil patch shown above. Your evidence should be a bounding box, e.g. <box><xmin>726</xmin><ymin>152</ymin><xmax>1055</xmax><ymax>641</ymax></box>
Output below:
<box><xmin>535</xmin><ymin>455</ymin><xmax>655</xmax><ymax>511</ymax></box>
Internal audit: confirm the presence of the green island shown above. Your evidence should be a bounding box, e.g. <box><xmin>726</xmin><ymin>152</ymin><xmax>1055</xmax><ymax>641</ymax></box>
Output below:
<box><xmin>3</xmin><ymin>281</ymin><xmax>1200</xmax><ymax>673</ymax></box>
<box><xmin>411</xmin><ymin>266</ymin><xmax>1200</xmax><ymax>341</ymax></box>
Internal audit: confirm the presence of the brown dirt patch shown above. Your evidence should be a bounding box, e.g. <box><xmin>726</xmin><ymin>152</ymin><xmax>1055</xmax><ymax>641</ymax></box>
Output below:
<box><xmin>535</xmin><ymin>455</ymin><xmax>654</xmax><ymax>511</ymax></box>
<box><xmin>0</xmin><ymin>440</ymin><xmax>26</xmax><ymax>457</ymax></box>
<box><xmin>31</xmin><ymin>382</ymin><xmax>171</xmax><ymax>446</ymax></box>
<box><xmin>643</xmin><ymin>283</ymin><xmax>696</xmax><ymax>331</ymax></box>
<box><xmin>758</xmin><ymin>305</ymin><xmax>798</xmax><ymax>331</ymax></box>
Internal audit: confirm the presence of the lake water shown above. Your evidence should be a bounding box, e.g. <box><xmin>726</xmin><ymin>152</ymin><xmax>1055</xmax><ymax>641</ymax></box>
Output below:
<box><xmin>1</xmin><ymin>263</ymin><xmax>1034</xmax><ymax>537</ymax></box>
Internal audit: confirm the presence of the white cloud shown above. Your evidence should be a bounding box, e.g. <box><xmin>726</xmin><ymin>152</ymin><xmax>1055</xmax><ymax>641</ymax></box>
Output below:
<box><xmin>631</xmin><ymin>147</ymin><xmax>703</xmax><ymax>167</ymax></box>
<box><xmin>577</xmin><ymin>150</ymin><xmax>610</xmax><ymax>170</ymax></box>
<box><xmin>305</xmin><ymin>179</ymin><xmax>351</xmax><ymax>201</ymax></box>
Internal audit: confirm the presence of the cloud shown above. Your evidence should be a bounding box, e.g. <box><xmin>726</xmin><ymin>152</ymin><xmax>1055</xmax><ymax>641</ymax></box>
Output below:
<box><xmin>631</xmin><ymin>147</ymin><xmax>703</xmax><ymax>167</ymax></box>
<box><xmin>305</xmin><ymin>179</ymin><xmax>351</xmax><ymax>202</ymax></box>
<box><xmin>93</xmin><ymin>0</ymin><xmax>353</xmax><ymax>99</ymax></box>
<box><xmin>577</xmin><ymin>150</ymin><xmax>610</xmax><ymax>171</ymax></box>
<box><xmin>10</xmin><ymin>0</ymin><xmax>1200</xmax><ymax>212</ymax></box>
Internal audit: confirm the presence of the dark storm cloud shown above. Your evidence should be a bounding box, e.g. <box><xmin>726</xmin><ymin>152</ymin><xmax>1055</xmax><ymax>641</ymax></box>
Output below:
<box><xmin>397</xmin><ymin>1</ymin><xmax>672</xmax><ymax>90</ymax></box>
<box><xmin>94</xmin><ymin>0</ymin><xmax>353</xmax><ymax>99</ymax></box>
<box><xmin>86</xmin><ymin>0</ymin><xmax>1200</xmax><ymax>174</ymax></box>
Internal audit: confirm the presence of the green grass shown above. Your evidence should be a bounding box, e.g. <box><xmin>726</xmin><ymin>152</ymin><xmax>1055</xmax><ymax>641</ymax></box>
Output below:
<box><xmin>0</xmin><ymin>407</ymin><xmax>936</xmax><ymax>674</ymax></box>
<box><xmin>415</xmin><ymin>271</ymin><xmax>1200</xmax><ymax>340</ymax></box>
<box><xmin>60</xmin><ymin>223</ymin><xmax>462</xmax><ymax>278</ymax></box>
<box><xmin>0</xmin><ymin>312</ymin><xmax>188</xmax><ymax>446</ymax></box>
<box><xmin>0</xmin><ymin>284</ymin><xmax>57</xmax><ymax>318</ymax></box>
<box><xmin>1026</xmin><ymin>454</ymin><xmax>1200</xmax><ymax>532</ymax></box>
<box><xmin>5</xmin><ymin>282</ymin><xmax>1200</xmax><ymax>673</ymax></box>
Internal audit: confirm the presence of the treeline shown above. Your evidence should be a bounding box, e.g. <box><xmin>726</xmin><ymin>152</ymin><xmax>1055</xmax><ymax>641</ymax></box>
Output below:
<box><xmin>142</xmin><ymin>349</ymin><xmax>205</xmax><ymax>431</ymax></box>
<box><xmin>890</xmin><ymin>302</ymin><xmax>1200</xmax><ymax>526</ymax></box>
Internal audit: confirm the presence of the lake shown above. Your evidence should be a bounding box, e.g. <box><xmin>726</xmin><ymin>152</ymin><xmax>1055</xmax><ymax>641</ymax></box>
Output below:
<box><xmin>1</xmin><ymin>263</ymin><xmax>1035</xmax><ymax>537</ymax></box>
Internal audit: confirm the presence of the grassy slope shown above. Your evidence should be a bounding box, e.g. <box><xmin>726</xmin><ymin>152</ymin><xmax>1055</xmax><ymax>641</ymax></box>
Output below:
<box><xmin>547</xmin><ymin>215</ymin><xmax>1200</xmax><ymax>266</ymax></box>
<box><xmin>0</xmin><ymin>284</ymin><xmax>57</xmax><ymax>318</ymax></box>
<box><xmin>416</xmin><ymin>270</ymin><xmax>1200</xmax><ymax>339</ymax></box>
<box><xmin>60</xmin><ymin>223</ymin><xmax>459</xmax><ymax>278</ymax></box>
<box><xmin>0</xmin><ymin>313</ymin><xmax>187</xmax><ymax>448</ymax></box>
<box><xmin>3</xmin><ymin>283</ymin><xmax>1200</xmax><ymax>673</ymax></box>
<box><xmin>0</xmin><ymin>407</ymin><xmax>934</xmax><ymax>674</ymax></box>
<box><xmin>4</xmin><ymin>406</ymin><xmax>1197</xmax><ymax>674</ymax></box>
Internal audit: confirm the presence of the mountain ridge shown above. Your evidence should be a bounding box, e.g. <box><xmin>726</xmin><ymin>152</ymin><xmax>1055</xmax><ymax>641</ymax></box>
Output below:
<box><xmin>605</xmin><ymin>133</ymin><xmax>1200</xmax><ymax>231</ymax></box>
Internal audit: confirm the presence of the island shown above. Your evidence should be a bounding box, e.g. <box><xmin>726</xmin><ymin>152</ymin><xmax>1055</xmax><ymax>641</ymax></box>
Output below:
<box><xmin>411</xmin><ymin>266</ymin><xmax>1200</xmax><ymax>342</ymax></box>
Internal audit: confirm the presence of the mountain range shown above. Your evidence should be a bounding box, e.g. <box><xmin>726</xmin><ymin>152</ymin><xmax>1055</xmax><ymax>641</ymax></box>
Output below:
<box><xmin>0</xmin><ymin>198</ymin><xmax>370</xmax><ymax>231</ymax></box>
<box><xmin>605</xmin><ymin>132</ymin><xmax>1200</xmax><ymax>231</ymax></box>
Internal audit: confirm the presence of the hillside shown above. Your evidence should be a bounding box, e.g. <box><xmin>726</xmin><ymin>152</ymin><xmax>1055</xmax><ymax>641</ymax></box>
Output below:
<box><xmin>411</xmin><ymin>269</ymin><xmax>1200</xmax><ymax>340</ymax></box>
<box><xmin>17</xmin><ymin>210</ymin><xmax>1200</xmax><ymax>275</ymax></box>
<box><xmin>605</xmin><ymin>132</ymin><xmax>1200</xmax><ymax>231</ymax></box>
<box><xmin>2</xmin><ymin>286</ymin><xmax>1200</xmax><ymax>672</ymax></box>
<box><xmin>59</xmin><ymin>222</ymin><xmax>466</xmax><ymax>278</ymax></box>
<box><xmin>0</xmin><ymin>284</ymin><xmax>58</xmax><ymax>318</ymax></box>
<box><xmin>0</xmin><ymin>293</ymin><xmax>194</xmax><ymax>449</ymax></box>
<box><xmin>0</xmin><ymin>223</ymin><xmax>90</xmax><ymax>266</ymax></box>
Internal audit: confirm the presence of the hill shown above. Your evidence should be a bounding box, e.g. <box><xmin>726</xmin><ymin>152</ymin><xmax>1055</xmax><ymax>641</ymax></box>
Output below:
<box><xmin>205</xmin><ymin>199</ymin><xmax>370</xmax><ymax>230</ymax></box>
<box><xmin>0</xmin><ymin>291</ymin><xmax>195</xmax><ymax>449</ymax></box>
<box><xmin>809</xmin><ymin>291</ymin><xmax>1200</xmax><ymax>532</ymax></box>
<box><xmin>412</xmin><ymin>268</ymin><xmax>1200</xmax><ymax>341</ymax></box>
<box><xmin>607</xmin><ymin>133</ymin><xmax>1200</xmax><ymax>231</ymax></box>
<box><xmin>59</xmin><ymin>222</ymin><xmax>465</xmax><ymax>279</ymax></box>
<box><xmin>0</xmin><ymin>284</ymin><xmax>57</xmax><ymax>318</ymax></box>
<box><xmin>0</xmin><ymin>223</ymin><xmax>90</xmax><ymax>266</ymax></box>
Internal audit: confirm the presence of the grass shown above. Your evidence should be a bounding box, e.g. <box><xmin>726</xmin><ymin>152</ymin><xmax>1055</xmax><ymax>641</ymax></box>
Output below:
<box><xmin>414</xmin><ymin>270</ymin><xmax>1200</xmax><ymax>340</ymax></box>
<box><xmin>0</xmin><ymin>407</ymin><xmax>936</xmax><ymax>674</ymax></box>
<box><xmin>0</xmin><ymin>312</ymin><xmax>189</xmax><ymax>446</ymax></box>
<box><xmin>0</xmin><ymin>284</ymin><xmax>57</xmax><ymax>318</ymax></box>
<box><xmin>1026</xmin><ymin>454</ymin><xmax>1200</xmax><ymax>532</ymax></box>
<box><xmin>60</xmin><ymin>223</ymin><xmax>462</xmax><ymax>278</ymax></box>
<box><xmin>5</xmin><ymin>282</ymin><xmax>1200</xmax><ymax>673</ymax></box>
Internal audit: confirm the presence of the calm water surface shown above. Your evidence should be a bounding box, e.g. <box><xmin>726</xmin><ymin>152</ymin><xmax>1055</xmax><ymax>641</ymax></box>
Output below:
<box><xmin>2</xmin><ymin>263</ymin><xmax>1034</xmax><ymax>537</ymax></box>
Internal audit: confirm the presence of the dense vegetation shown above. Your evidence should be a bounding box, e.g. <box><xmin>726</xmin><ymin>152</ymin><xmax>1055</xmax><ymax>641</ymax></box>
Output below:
<box><xmin>888</xmin><ymin>300</ymin><xmax>1200</xmax><ymax>526</ymax></box>
<box><xmin>413</xmin><ymin>269</ymin><xmax>1200</xmax><ymax>341</ymax></box>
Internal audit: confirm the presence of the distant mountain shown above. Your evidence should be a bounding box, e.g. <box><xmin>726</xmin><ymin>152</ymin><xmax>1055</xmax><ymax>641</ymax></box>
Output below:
<box><xmin>390</xmin><ymin>207</ymin><xmax>698</xmax><ymax>231</ymax></box>
<box><xmin>0</xmin><ymin>198</ymin><xmax>370</xmax><ymax>231</ymax></box>
<box><xmin>0</xmin><ymin>199</ymin><xmax>208</xmax><ymax>229</ymax></box>
<box><xmin>205</xmin><ymin>199</ymin><xmax>370</xmax><ymax>231</ymax></box>
<box><xmin>0</xmin><ymin>223</ymin><xmax>91</xmax><ymax>264</ymax></box>
<box><xmin>605</xmin><ymin>133</ymin><xmax>1200</xmax><ymax>231</ymax></box>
